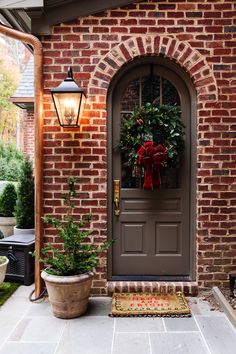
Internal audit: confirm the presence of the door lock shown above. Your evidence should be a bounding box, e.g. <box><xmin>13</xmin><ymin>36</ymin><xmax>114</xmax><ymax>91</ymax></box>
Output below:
<box><xmin>113</xmin><ymin>180</ymin><xmax>120</xmax><ymax>216</ymax></box>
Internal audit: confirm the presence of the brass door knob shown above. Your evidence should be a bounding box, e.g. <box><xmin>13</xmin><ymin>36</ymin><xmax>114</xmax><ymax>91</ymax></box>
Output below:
<box><xmin>113</xmin><ymin>180</ymin><xmax>120</xmax><ymax>216</ymax></box>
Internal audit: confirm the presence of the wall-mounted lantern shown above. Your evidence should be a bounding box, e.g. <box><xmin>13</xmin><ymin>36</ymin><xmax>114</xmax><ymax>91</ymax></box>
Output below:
<box><xmin>51</xmin><ymin>67</ymin><xmax>86</xmax><ymax>127</ymax></box>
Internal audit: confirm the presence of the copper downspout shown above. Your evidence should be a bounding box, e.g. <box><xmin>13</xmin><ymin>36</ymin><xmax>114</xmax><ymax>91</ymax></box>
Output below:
<box><xmin>0</xmin><ymin>23</ymin><xmax>43</xmax><ymax>297</ymax></box>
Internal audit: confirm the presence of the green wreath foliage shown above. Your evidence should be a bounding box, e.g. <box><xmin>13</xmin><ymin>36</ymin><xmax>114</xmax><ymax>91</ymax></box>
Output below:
<box><xmin>119</xmin><ymin>103</ymin><xmax>185</xmax><ymax>167</ymax></box>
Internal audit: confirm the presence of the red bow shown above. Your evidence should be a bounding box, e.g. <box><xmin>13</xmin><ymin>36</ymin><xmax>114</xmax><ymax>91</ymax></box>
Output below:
<box><xmin>153</xmin><ymin>144</ymin><xmax>168</xmax><ymax>188</ymax></box>
<box><xmin>137</xmin><ymin>142</ymin><xmax>167</xmax><ymax>189</ymax></box>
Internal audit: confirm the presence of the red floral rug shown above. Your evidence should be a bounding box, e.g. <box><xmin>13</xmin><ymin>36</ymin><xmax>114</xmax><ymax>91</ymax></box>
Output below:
<box><xmin>110</xmin><ymin>292</ymin><xmax>191</xmax><ymax>317</ymax></box>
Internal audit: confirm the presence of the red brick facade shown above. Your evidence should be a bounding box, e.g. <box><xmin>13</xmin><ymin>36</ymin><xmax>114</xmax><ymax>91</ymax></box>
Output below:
<box><xmin>23</xmin><ymin>110</ymin><xmax>35</xmax><ymax>161</ymax></box>
<box><xmin>40</xmin><ymin>0</ymin><xmax>236</xmax><ymax>294</ymax></box>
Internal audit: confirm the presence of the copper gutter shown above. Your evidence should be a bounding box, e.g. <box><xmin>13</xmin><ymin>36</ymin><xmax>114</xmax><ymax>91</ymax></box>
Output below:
<box><xmin>0</xmin><ymin>23</ymin><xmax>43</xmax><ymax>297</ymax></box>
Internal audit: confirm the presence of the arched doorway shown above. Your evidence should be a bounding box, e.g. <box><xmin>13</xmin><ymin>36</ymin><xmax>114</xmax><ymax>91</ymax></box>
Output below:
<box><xmin>107</xmin><ymin>56</ymin><xmax>196</xmax><ymax>281</ymax></box>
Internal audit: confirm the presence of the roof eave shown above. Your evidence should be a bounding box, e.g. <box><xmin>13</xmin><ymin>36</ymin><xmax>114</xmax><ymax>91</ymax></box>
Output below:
<box><xmin>10</xmin><ymin>97</ymin><xmax>34</xmax><ymax>110</ymax></box>
<box><xmin>1</xmin><ymin>0</ymin><xmax>141</xmax><ymax>35</ymax></box>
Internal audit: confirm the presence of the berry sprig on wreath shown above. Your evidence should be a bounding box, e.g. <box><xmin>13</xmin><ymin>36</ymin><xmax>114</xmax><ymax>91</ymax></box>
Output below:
<box><xmin>119</xmin><ymin>103</ymin><xmax>185</xmax><ymax>189</ymax></box>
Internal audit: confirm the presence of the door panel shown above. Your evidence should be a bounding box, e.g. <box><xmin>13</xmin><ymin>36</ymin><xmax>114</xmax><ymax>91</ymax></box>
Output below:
<box><xmin>111</xmin><ymin>62</ymin><xmax>191</xmax><ymax>278</ymax></box>
<box><xmin>155</xmin><ymin>222</ymin><xmax>181</xmax><ymax>254</ymax></box>
<box><xmin>122</xmin><ymin>223</ymin><xmax>146</xmax><ymax>253</ymax></box>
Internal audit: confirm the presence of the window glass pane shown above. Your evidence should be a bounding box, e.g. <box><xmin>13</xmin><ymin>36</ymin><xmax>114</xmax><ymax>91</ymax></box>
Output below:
<box><xmin>121</xmin><ymin>155</ymin><xmax>142</xmax><ymax>188</ymax></box>
<box><xmin>163</xmin><ymin>78</ymin><xmax>180</xmax><ymax>105</ymax></box>
<box><xmin>120</xmin><ymin>73</ymin><xmax>181</xmax><ymax>189</ymax></box>
<box><xmin>142</xmin><ymin>76</ymin><xmax>160</xmax><ymax>105</ymax></box>
<box><xmin>121</xmin><ymin>79</ymin><xmax>140</xmax><ymax>112</ymax></box>
<box><xmin>120</xmin><ymin>112</ymin><xmax>140</xmax><ymax>188</ymax></box>
<box><xmin>160</xmin><ymin>167</ymin><xmax>180</xmax><ymax>189</ymax></box>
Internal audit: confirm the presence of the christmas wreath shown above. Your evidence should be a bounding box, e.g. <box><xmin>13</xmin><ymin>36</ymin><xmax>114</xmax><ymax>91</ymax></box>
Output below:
<box><xmin>119</xmin><ymin>103</ymin><xmax>185</xmax><ymax>189</ymax></box>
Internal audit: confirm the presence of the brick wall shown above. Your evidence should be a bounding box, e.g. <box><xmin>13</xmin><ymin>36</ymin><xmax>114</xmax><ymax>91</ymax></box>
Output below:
<box><xmin>40</xmin><ymin>0</ymin><xmax>236</xmax><ymax>294</ymax></box>
<box><xmin>23</xmin><ymin>110</ymin><xmax>35</xmax><ymax>161</ymax></box>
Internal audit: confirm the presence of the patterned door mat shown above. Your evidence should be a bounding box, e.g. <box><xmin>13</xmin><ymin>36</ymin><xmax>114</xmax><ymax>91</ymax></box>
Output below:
<box><xmin>110</xmin><ymin>292</ymin><xmax>191</xmax><ymax>317</ymax></box>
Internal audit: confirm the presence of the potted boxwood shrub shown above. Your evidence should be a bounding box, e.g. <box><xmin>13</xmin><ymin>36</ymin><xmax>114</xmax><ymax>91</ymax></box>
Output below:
<box><xmin>37</xmin><ymin>177</ymin><xmax>111</xmax><ymax>319</ymax></box>
<box><xmin>0</xmin><ymin>256</ymin><xmax>9</xmax><ymax>283</ymax></box>
<box><xmin>14</xmin><ymin>157</ymin><xmax>35</xmax><ymax>235</ymax></box>
<box><xmin>0</xmin><ymin>183</ymin><xmax>17</xmax><ymax>237</ymax></box>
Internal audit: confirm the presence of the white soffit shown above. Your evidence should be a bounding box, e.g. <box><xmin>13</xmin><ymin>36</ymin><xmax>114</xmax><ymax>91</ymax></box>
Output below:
<box><xmin>0</xmin><ymin>0</ymin><xmax>43</xmax><ymax>8</ymax></box>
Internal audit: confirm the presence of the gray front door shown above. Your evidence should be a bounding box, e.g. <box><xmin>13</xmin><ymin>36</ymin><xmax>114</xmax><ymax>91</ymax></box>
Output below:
<box><xmin>111</xmin><ymin>60</ymin><xmax>191</xmax><ymax>279</ymax></box>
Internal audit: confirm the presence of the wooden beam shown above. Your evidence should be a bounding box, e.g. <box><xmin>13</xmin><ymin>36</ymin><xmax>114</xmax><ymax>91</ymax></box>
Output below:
<box><xmin>0</xmin><ymin>0</ymin><xmax>43</xmax><ymax>8</ymax></box>
<box><xmin>10</xmin><ymin>97</ymin><xmax>34</xmax><ymax>103</ymax></box>
<box><xmin>31</xmin><ymin>0</ymin><xmax>142</xmax><ymax>34</ymax></box>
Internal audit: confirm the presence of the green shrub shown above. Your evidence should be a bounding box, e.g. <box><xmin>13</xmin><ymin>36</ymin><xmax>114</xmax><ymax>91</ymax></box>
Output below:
<box><xmin>35</xmin><ymin>177</ymin><xmax>112</xmax><ymax>276</ymax></box>
<box><xmin>15</xmin><ymin>157</ymin><xmax>35</xmax><ymax>229</ymax></box>
<box><xmin>0</xmin><ymin>230</ymin><xmax>4</xmax><ymax>239</ymax></box>
<box><xmin>0</xmin><ymin>141</ymin><xmax>24</xmax><ymax>181</ymax></box>
<box><xmin>0</xmin><ymin>140</ymin><xmax>23</xmax><ymax>160</ymax></box>
<box><xmin>0</xmin><ymin>183</ymin><xmax>17</xmax><ymax>217</ymax></box>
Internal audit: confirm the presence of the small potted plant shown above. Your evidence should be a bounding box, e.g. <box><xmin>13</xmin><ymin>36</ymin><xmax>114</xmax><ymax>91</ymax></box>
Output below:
<box><xmin>14</xmin><ymin>157</ymin><xmax>35</xmax><ymax>235</ymax></box>
<box><xmin>0</xmin><ymin>183</ymin><xmax>17</xmax><ymax>237</ymax></box>
<box><xmin>37</xmin><ymin>177</ymin><xmax>111</xmax><ymax>319</ymax></box>
<box><xmin>0</xmin><ymin>256</ymin><xmax>9</xmax><ymax>283</ymax></box>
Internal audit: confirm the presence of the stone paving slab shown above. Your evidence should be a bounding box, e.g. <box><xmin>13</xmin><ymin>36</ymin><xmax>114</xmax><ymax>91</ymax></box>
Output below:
<box><xmin>0</xmin><ymin>342</ymin><xmax>57</xmax><ymax>354</ymax></box>
<box><xmin>0</xmin><ymin>314</ymin><xmax>21</xmax><ymax>342</ymax></box>
<box><xmin>0</xmin><ymin>295</ymin><xmax>30</xmax><ymax>316</ymax></box>
<box><xmin>115</xmin><ymin>317</ymin><xmax>164</xmax><ymax>332</ymax></box>
<box><xmin>195</xmin><ymin>315</ymin><xmax>236</xmax><ymax>354</ymax></box>
<box><xmin>0</xmin><ymin>285</ymin><xmax>236</xmax><ymax>354</ymax></box>
<box><xmin>9</xmin><ymin>316</ymin><xmax>66</xmax><ymax>342</ymax></box>
<box><xmin>163</xmin><ymin>317</ymin><xmax>198</xmax><ymax>331</ymax></box>
<box><xmin>150</xmin><ymin>332</ymin><xmax>209</xmax><ymax>354</ymax></box>
<box><xmin>25</xmin><ymin>301</ymin><xmax>52</xmax><ymax>317</ymax></box>
<box><xmin>86</xmin><ymin>297</ymin><xmax>112</xmax><ymax>316</ymax></box>
<box><xmin>187</xmin><ymin>296</ymin><xmax>224</xmax><ymax>316</ymax></box>
<box><xmin>113</xmin><ymin>333</ymin><xmax>150</xmax><ymax>354</ymax></box>
<box><xmin>55</xmin><ymin>316</ymin><xmax>114</xmax><ymax>354</ymax></box>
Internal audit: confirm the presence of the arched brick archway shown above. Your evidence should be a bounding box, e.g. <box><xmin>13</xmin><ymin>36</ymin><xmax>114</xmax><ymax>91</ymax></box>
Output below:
<box><xmin>88</xmin><ymin>35</ymin><xmax>218</xmax><ymax>102</ymax></box>
<box><xmin>87</xmin><ymin>35</ymin><xmax>219</xmax><ymax>292</ymax></box>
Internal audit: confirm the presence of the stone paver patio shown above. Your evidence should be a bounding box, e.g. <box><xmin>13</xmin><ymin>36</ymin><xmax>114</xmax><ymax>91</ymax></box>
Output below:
<box><xmin>0</xmin><ymin>285</ymin><xmax>236</xmax><ymax>354</ymax></box>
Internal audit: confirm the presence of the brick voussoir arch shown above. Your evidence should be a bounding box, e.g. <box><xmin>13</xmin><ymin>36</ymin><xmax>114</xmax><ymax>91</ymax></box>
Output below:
<box><xmin>89</xmin><ymin>35</ymin><xmax>218</xmax><ymax>102</ymax></box>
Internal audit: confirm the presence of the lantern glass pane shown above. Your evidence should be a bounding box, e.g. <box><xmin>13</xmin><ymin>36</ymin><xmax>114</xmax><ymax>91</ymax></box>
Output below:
<box><xmin>53</xmin><ymin>92</ymin><xmax>82</xmax><ymax>126</ymax></box>
<box><xmin>79</xmin><ymin>93</ymin><xmax>86</xmax><ymax>120</ymax></box>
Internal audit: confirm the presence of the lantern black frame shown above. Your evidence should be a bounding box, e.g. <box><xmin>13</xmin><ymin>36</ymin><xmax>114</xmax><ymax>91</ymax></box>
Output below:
<box><xmin>50</xmin><ymin>67</ymin><xmax>86</xmax><ymax>127</ymax></box>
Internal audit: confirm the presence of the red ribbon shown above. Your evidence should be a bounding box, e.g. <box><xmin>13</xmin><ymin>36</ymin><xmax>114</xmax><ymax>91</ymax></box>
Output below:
<box><xmin>153</xmin><ymin>144</ymin><xmax>168</xmax><ymax>188</ymax></box>
<box><xmin>137</xmin><ymin>142</ymin><xmax>167</xmax><ymax>190</ymax></box>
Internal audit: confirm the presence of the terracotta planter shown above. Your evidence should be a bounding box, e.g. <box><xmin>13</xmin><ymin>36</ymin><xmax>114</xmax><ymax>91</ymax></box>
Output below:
<box><xmin>0</xmin><ymin>216</ymin><xmax>16</xmax><ymax>237</ymax></box>
<box><xmin>0</xmin><ymin>256</ymin><xmax>9</xmax><ymax>283</ymax></box>
<box><xmin>41</xmin><ymin>270</ymin><xmax>94</xmax><ymax>319</ymax></box>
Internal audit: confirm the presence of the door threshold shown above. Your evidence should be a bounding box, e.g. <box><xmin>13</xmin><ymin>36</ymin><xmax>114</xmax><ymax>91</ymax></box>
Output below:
<box><xmin>111</xmin><ymin>276</ymin><xmax>191</xmax><ymax>281</ymax></box>
<box><xmin>107</xmin><ymin>280</ymin><xmax>198</xmax><ymax>296</ymax></box>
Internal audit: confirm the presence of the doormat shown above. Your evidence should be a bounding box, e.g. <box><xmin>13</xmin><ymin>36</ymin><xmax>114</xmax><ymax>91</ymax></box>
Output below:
<box><xmin>110</xmin><ymin>292</ymin><xmax>191</xmax><ymax>317</ymax></box>
<box><xmin>0</xmin><ymin>282</ymin><xmax>19</xmax><ymax>306</ymax></box>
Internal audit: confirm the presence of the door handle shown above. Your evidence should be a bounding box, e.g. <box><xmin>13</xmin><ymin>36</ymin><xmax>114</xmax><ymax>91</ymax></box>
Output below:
<box><xmin>113</xmin><ymin>180</ymin><xmax>120</xmax><ymax>216</ymax></box>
